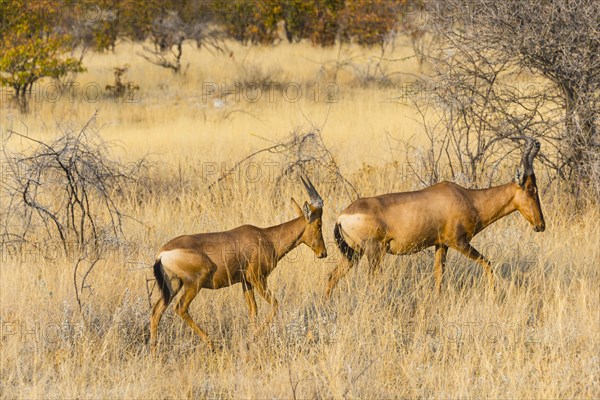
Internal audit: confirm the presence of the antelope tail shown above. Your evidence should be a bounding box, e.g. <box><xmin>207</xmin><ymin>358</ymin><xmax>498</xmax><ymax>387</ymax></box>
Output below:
<box><xmin>153</xmin><ymin>259</ymin><xmax>173</xmax><ymax>304</ymax></box>
<box><xmin>334</xmin><ymin>223</ymin><xmax>357</xmax><ymax>261</ymax></box>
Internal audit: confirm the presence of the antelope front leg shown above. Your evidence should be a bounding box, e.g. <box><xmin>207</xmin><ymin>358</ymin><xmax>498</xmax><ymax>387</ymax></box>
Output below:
<box><xmin>252</xmin><ymin>275</ymin><xmax>278</xmax><ymax>328</ymax></box>
<box><xmin>434</xmin><ymin>244</ymin><xmax>448</xmax><ymax>294</ymax></box>
<box><xmin>242</xmin><ymin>280</ymin><xmax>258</xmax><ymax>329</ymax></box>
<box><xmin>454</xmin><ymin>242</ymin><xmax>494</xmax><ymax>290</ymax></box>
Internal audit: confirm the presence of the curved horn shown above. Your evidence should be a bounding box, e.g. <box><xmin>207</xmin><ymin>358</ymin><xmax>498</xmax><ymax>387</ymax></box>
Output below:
<box><xmin>300</xmin><ymin>176</ymin><xmax>324</xmax><ymax>208</ymax></box>
<box><xmin>527</xmin><ymin>139</ymin><xmax>540</xmax><ymax>170</ymax></box>
<box><xmin>513</xmin><ymin>136</ymin><xmax>540</xmax><ymax>177</ymax></box>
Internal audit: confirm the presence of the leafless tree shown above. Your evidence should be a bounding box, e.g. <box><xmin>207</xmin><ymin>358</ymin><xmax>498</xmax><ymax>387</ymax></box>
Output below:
<box><xmin>1</xmin><ymin>112</ymin><xmax>146</xmax><ymax>313</ymax></box>
<box><xmin>207</xmin><ymin>127</ymin><xmax>359</xmax><ymax>204</ymax></box>
<box><xmin>1</xmin><ymin>113</ymin><xmax>143</xmax><ymax>248</ymax></box>
<box><xmin>414</xmin><ymin>0</ymin><xmax>599</xmax><ymax>197</ymax></box>
<box><xmin>140</xmin><ymin>11</ymin><xmax>227</xmax><ymax>74</ymax></box>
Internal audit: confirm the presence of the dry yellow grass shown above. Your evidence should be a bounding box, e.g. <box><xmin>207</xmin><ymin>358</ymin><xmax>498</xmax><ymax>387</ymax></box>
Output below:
<box><xmin>1</xmin><ymin>40</ymin><xmax>599</xmax><ymax>398</ymax></box>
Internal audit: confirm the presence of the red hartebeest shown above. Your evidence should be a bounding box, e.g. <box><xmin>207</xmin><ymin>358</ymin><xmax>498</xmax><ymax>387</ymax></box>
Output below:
<box><xmin>325</xmin><ymin>138</ymin><xmax>545</xmax><ymax>297</ymax></box>
<box><xmin>150</xmin><ymin>177</ymin><xmax>326</xmax><ymax>351</ymax></box>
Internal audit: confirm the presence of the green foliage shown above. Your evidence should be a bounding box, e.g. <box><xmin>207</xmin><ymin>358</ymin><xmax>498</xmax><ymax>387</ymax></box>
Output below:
<box><xmin>341</xmin><ymin>0</ymin><xmax>404</xmax><ymax>47</ymax></box>
<box><xmin>279</xmin><ymin>0</ymin><xmax>345</xmax><ymax>46</ymax></box>
<box><xmin>3</xmin><ymin>0</ymin><xmax>406</xmax><ymax>51</ymax></box>
<box><xmin>84</xmin><ymin>0</ymin><xmax>123</xmax><ymax>52</ymax></box>
<box><xmin>0</xmin><ymin>0</ymin><xmax>409</xmax><ymax>113</ymax></box>
<box><xmin>75</xmin><ymin>0</ymin><xmax>164</xmax><ymax>51</ymax></box>
<box><xmin>208</xmin><ymin>0</ymin><xmax>401</xmax><ymax>47</ymax></box>
<box><xmin>280</xmin><ymin>0</ymin><xmax>314</xmax><ymax>42</ymax></box>
<box><xmin>211</xmin><ymin>0</ymin><xmax>283</xmax><ymax>45</ymax></box>
<box><xmin>0</xmin><ymin>0</ymin><xmax>85</xmax><ymax>112</ymax></box>
<box><xmin>280</xmin><ymin>0</ymin><xmax>404</xmax><ymax>46</ymax></box>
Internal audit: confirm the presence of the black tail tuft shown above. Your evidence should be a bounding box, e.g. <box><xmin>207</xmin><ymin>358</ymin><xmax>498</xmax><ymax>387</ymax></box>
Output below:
<box><xmin>153</xmin><ymin>259</ymin><xmax>172</xmax><ymax>304</ymax></box>
<box><xmin>334</xmin><ymin>223</ymin><xmax>357</xmax><ymax>261</ymax></box>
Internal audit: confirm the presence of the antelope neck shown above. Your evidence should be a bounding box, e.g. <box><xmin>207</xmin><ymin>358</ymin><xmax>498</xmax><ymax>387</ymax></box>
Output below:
<box><xmin>469</xmin><ymin>182</ymin><xmax>518</xmax><ymax>230</ymax></box>
<box><xmin>264</xmin><ymin>216</ymin><xmax>306</xmax><ymax>260</ymax></box>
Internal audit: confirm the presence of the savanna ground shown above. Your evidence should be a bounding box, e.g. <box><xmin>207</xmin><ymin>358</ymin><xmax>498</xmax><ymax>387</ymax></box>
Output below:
<box><xmin>1</xmin><ymin>39</ymin><xmax>599</xmax><ymax>398</ymax></box>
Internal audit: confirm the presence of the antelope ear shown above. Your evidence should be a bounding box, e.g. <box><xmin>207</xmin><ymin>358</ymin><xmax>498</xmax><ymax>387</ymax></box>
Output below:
<box><xmin>515</xmin><ymin>167</ymin><xmax>524</xmax><ymax>187</ymax></box>
<box><xmin>302</xmin><ymin>202</ymin><xmax>321</xmax><ymax>223</ymax></box>
<box><xmin>302</xmin><ymin>202</ymin><xmax>313</xmax><ymax>221</ymax></box>
<box><xmin>291</xmin><ymin>198</ymin><xmax>303</xmax><ymax>217</ymax></box>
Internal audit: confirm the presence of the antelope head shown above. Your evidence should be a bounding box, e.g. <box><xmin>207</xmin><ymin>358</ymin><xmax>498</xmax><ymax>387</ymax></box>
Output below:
<box><xmin>514</xmin><ymin>138</ymin><xmax>545</xmax><ymax>232</ymax></box>
<box><xmin>292</xmin><ymin>176</ymin><xmax>327</xmax><ymax>258</ymax></box>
